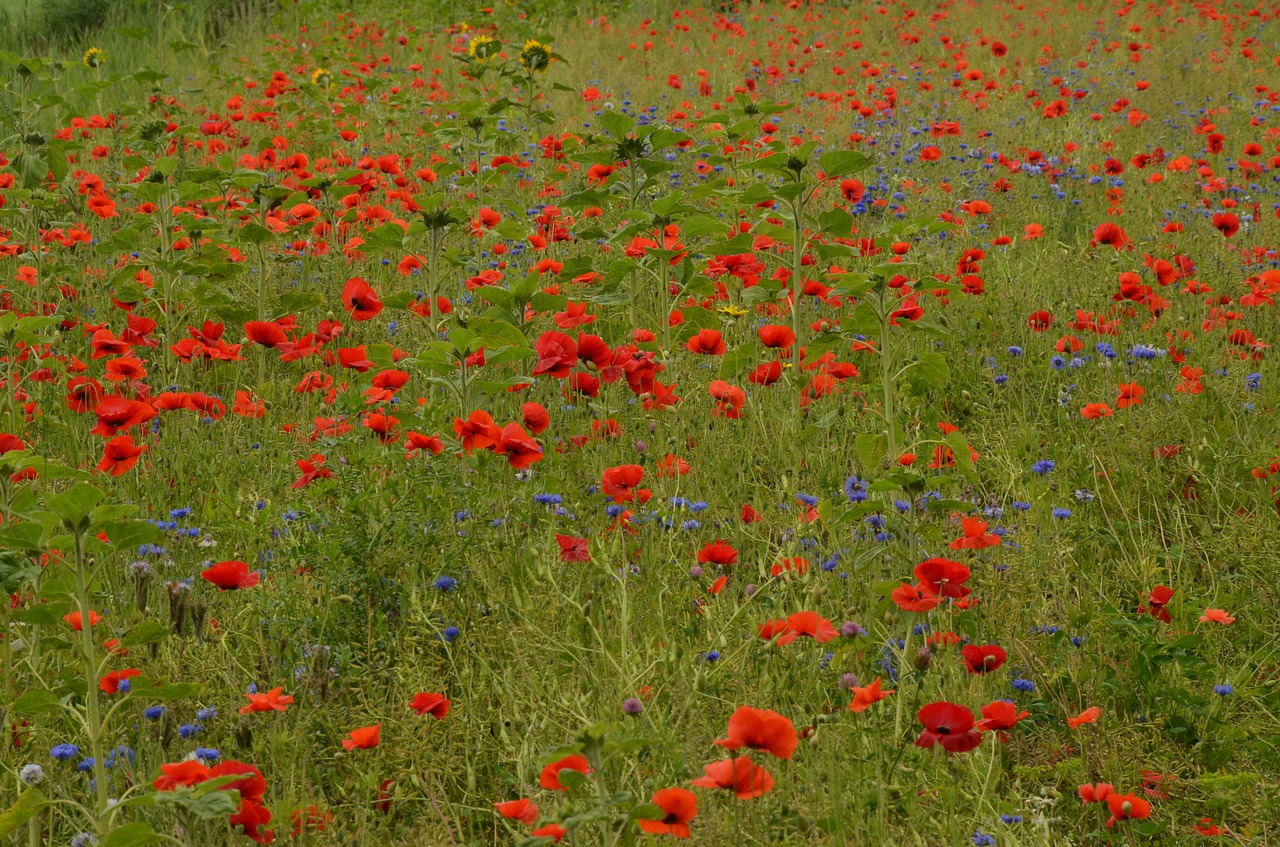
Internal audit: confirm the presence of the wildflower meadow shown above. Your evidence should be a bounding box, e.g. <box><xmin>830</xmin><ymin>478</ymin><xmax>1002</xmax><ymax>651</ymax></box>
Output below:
<box><xmin>0</xmin><ymin>0</ymin><xmax>1278</xmax><ymax>844</ymax></box>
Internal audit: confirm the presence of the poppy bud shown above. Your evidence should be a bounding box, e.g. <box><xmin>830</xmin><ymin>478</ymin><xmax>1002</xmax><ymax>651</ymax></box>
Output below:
<box><xmin>190</xmin><ymin>596</ymin><xmax>208</xmax><ymax>640</ymax></box>
<box><xmin>882</xmin><ymin>610</ymin><xmax>897</xmax><ymax>626</ymax></box>
<box><xmin>913</xmin><ymin>646</ymin><xmax>933</xmax><ymax>671</ymax></box>
<box><xmin>808</xmin><ymin>584</ymin><xmax>825</xmax><ymax>605</ymax></box>
<box><xmin>234</xmin><ymin>717</ymin><xmax>253</xmax><ymax>751</ymax></box>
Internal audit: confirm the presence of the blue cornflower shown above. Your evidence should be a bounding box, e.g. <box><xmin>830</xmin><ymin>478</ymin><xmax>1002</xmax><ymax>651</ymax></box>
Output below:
<box><xmin>1050</xmin><ymin>355</ymin><xmax>1066</xmax><ymax>371</ymax></box>
<box><xmin>1012</xmin><ymin>678</ymin><xmax>1036</xmax><ymax>693</ymax></box>
<box><xmin>534</xmin><ymin>493</ymin><xmax>562</xmax><ymax>505</ymax></box>
<box><xmin>1031</xmin><ymin>460</ymin><xmax>1055</xmax><ymax>475</ymax></box>
<box><xmin>1006</xmin><ymin>345</ymin><xmax>1023</xmax><ymax>357</ymax></box>
<box><xmin>844</xmin><ymin>476</ymin><xmax>868</xmax><ymax>503</ymax></box>
<box><xmin>1012</xmin><ymin>501</ymin><xmax>1032</xmax><ymax>511</ymax></box>
<box><xmin>797</xmin><ymin>492</ymin><xmax>818</xmax><ymax>507</ymax></box>
<box><xmin>973</xmin><ymin>832</ymin><xmax>996</xmax><ymax>847</ymax></box>
<box><xmin>51</xmin><ymin>743</ymin><xmax>80</xmax><ymax>761</ymax></box>
<box><xmin>442</xmin><ymin>626</ymin><xmax>460</xmax><ymax>644</ymax></box>
<box><xmin>196</xmin><ymin>707</ymin><xmax>217</xmax><ymax>721</ymax></box>
<box><xmin>143</xmin><ymin>706</ymin><xmax>166</xmax><ymax>721</ymax></box>
<box><xmin>1052</xmin><ymin>507</ymin><xmax>1072</xmax><ymax>519</ymax></box>
<box><xmin>1214</xmin><ymin>684</ymin><xmax>1233</xmax><ymax>696</ymax></box>
<box><xmin>1000</xmin><ymin>814</ymin><xmax>1023</xmax><ymax>824</ymax></box>
<box><xmin>434</xmin><ymin>575</ymin><xmax>457</xmax><ymax>592</ymax></box>
<box><xmin>704</xmin><ymin>651</ymin><xmax>721</xmax><ymax>662</ymax></box>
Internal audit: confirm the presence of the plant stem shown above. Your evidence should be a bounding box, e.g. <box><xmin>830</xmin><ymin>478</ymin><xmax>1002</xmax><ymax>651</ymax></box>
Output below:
<box><xmin>72</xmin><ymin>528</ymin><xmax>110</xmax><ymax>828</ymax></box>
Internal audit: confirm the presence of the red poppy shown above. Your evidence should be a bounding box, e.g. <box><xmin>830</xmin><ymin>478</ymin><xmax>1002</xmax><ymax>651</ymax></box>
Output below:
<box><xmin>758</xmin><ymin>324</ymin><xmax>795</xmax><ymax>350</ymax></box>
<box><xmin>1079</xmin><ymin>783</ymin><xmax>1114</xmax><ymax>804</ymax></box>
<box><xmin>494</xmin><ymin>798</ymin><xmax>539</xmax><ymax>825</ymax></box>
<box><xmin>531</xmin><ymin>824</ymin><xmax>566</xmax><ymax>842</ymax></box>
<box><xmin>454</xmin><ymin>410</ymin><xmax>502</xmax><ymax>454</ymax></box>
<box><xmin>539</xmin><ymin>755</ymin><xmax>590</xmax><ymax>791</ymax></box>
<box><xmin>64</xmin><ymin>610</ymin><xmax>103</xmax><ymax>631</ymax></box>
<box><xmin>1067</xmin><ymin>706</ymin><xmax>1102</xmax><ymax>729</ymax></box>
<box><xmin>244</xmin><ymin>320</ymin><xmax>288</xmax><ymax>348</ymax></box>
<box><xmin>697</xmin><ymin>541</ymin><xmax>737</xmax><ymax>566</ymax></box>
<box><xmin>99</xmin><ymin>668</ymin><xmax>141</xmax><ymax>694</ymax></box>
<box><xmin>293</xmin><ymin>453</ymin><xmax>334</xmax><ymax>488</ymax></box>
<box><xmin>915</xmin><ymin>701</ymin><xmax>982</xmax><ymax>753</ymax></box>
<box><xmin>713</xmin><ymin>706</ymin><xmax>797</xmax><ymax>760</ymax></box>
<box><xmin>533</xmin><ymin>331</ymin><xmax>579</xmax><ymax>378</ymax></box>
<box><xmin>775</xmin><ymin>611</ymin><xmax>838</xmax><ymax>645</ymax></box>
<box><xmin>975</xmin><ymin>700</ymin><xmax>1029</xmax><ymax>741</ymax></box>
<box><xmin>684</xmin><ymin>329</ymin><xmax>726</xmax><ymax>355</ymax></box>
<box><xmin>1105</xmin><ymin>793</ymin><xmax>1152</xmax><ymax>827</ymax></box>
<box><xmin>522</xmin><ymin>402</ymin><xmax>550</xmax><ymax>434</ymax></box>
<box><xmin>556</xmin><ymin>534</ymin><xmax>590</xmax><ymax>563</ymax></box>
<box><xmin>494</xmin><ymin>423</ymin><xmax>543</xmax><ymax>470</ymax></box>
<box><xmin>602</xmin><ymin>464</ymin><xmax>645</xmax><ymax>503</ymax></box>
<box><xmin>892</xmin><ymin>582</ymin><xmax>941</xmax><ymax>612</ymax></box>
<box><xmin>849</xmin><ymin>677</ymin><xmax>895</xmax><ymax>713</ymax></box>
<box><xmin>239</xmin><ymin>687</ymin><xmax>294</xmax><ymax>714</ymax></box>
<box><xmin>691</xmin><ymin>756</ymin><xmax>774</xmax><ymax>799</ymax></box>
<box><xmin>638</xmin><ymin>788</ymin><xmax>696</xmax><ymax>838</ymax></box>
<box><xmin>960</xmin><ymin>644</ymin><xmax>1007</xmax><ymax>674</ymax></box>
<box><xmin>1116</xmin><ymin>382</ymin><xmax>1145</xmax><ymax>408</ymax></box>
<box><xmin>341</xmin><ymin>723</ymin><xmax>381</xmax><ymax>750</ymax></box>
<box><xmin>913</xmin><ymin>558</ymin><xmax>971</xmax><ymax>598</ymax></box>
<box><xmin>202</xmin><ymin>561</ymin><xmax>261</xmax><ymax>591</ymax></box>
<box><xmin>405</xmin><ymin>431</ymin><xmax>445</xmax><ymax>458</ymax></box>
<box><xmin>408</xmin><ymin>692</ymin><xmax>450</xmax><ymax>719</ymax></box>
<box><xmin>949</xmin><ymin>517</ymin><xmax>1000</xmax><ymax>550</ymax></box>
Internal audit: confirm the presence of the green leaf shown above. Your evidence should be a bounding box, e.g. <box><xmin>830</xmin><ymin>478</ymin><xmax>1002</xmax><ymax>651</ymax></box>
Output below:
<box><xmin>855</xmin><ymin>433</ymin><xmax>887</xmax><ymax>471</ymax></box>
<box><xmin>362</xmin><ymin>222</ymin><xmax>407</xmax><ymax>251</ymax></box>
<box><xmin>122</xmin><ymin>620</ymin><xmax>169</xmax><ymax>647</ymax></box>
<box><xmin>629</xmin><ymin>803</ymin><xmax>663</xmax><ymax>821</ymax></box>
<box><xmin>470</xmin><ymin>318</ymin><xmax>527</xmax><ymax>349</ymax></box>
<box><xmin>0</xmin><ymin>523</ymin><xmax>44</xmax><ymax>552</ymax></box>
<box><xmin>0</xmin><ymin>789</ymin><xmax>48</xmax><ymax>837</ymax></box>
<box><xmin>943</xmin><ymin>429</ymin><xmax>978</xmax><ymax>483</ymax></box>
<box><xmin>905</xmin><ymin>352</ymin><xmax>949</xmax><ymax>396</ymax></box>
<box><xmin>10</xmin><ymin>601</ymin><xmax>73</xmax><ymax>627</ymax></box>
<box><xmin>599</xmin><ymin>111</ymin><xmax>635</xmax><ymax>139</ymax></box>
<box><xmin>11</xmin><ymin>688</ymin><xmax>64</xmax><ymax>715</ymax></box>
<box><xmin>94</xmin><ymin>520</ymin><xmax>164</xmax><ymax>550</ymax></box>
<box><xmin>48</xmin><ymin>484</ymin><xmax>105</xmax><ymax>531</ymax></box>
<box><xmin>154</xmin><ymin>788</ymin><xmax>239</xmax><ymax>820</ymax></box>
<box><xmin>102</xmin><ymin>821</ymin><xmax>165</xmax><ymax>847</ymax></box>
<box><xmin>818</xmin><ymin>150</ymin><xmax>873</xmax><ymax>179</ymax></box>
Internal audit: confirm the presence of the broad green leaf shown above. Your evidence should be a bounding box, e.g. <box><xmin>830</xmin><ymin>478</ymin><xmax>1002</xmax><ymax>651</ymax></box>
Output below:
<box><xmin>48</xmin><ymin>484</ymin><xmax>105</xmax><ymax>531</ymax></box>
<box><xmin>122</xmin><ymin>620</ymin><xmax>169</xmax><ymax>647</ymax></box>
<box><xmin>102</xmin><ymin>821</ymin><xmax>164</xmax><ymax>847</ymax></box>
<box><xmin>943</xmin><ymin>430</ymin><xmax>978</xmax><ymax>483</ymax></box>
<box><xmin>130</xmin><ymin>679</ymin><xmax>204</xmax><ymax>701</ymax></box>
<box><xmin>818</xmin><ymin>150</ymin><xmax>873</xmax><ymax>179</ymax></box>
<box><xmin>10</xmin><ymin>688</ymin><xmax>64</xmax><ymax>715</ymax></box>
<box><xmin>0</xmin><ymin>789</ymin><xmax>48</xmax><ymax>837</ymax></box>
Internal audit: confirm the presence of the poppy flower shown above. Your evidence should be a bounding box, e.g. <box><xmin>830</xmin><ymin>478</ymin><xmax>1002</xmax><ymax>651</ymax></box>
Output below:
<box><xmin>531</xmin><ymin>824</ymin><xmax>566</xmax><ymax>842</ymax></box>
<box><xmin>892</xmin><ymin>582</ymin><xmax>941</xmax><ymax>612</ymax></box>
<box><xmin>960</xmin><ymin>644</ymin><xmax>1007</xmax><ymax>674</ymax></box>
<box><xmin>975</xmin><ymin>700</ymin><xmax>1029</xmax><ymax>741</ymax></box>
<box><xmin>1079</xmin><ymin>783</ymin><xmax>1114</xmax><ymax>804</ymax></box>
<box><xmin>494</xmin><ymin>798</ymin><xmax>539</xmax><ymax>825</ymax></box>
<box><xmin>602</xmin><ymin>464</ymin><xmax>645</xmax><ymax>503</ymax></box>
<box><xmin>97</xmin><ymin>434</ymin><xmax>146</xmax><ymax>476</ymax></box>
<box><xmin>522</xmin><ymin>402</ymin><xmax>550</xmax><ymax>434</ymax></box>
<box><xmin>1142</xmin><ymin>585</ymin><xmax>1173</xmax><ymax>623</ymax></box>
<box><xmin>691</xmin><ymin>756</ymin><xmax>774</xmax><ymax>799</ymax></box>
<box><xmin>64</xmin><ymin>610</ymin><xmax>103</xmax><ymax>631</ymax></box>
<box><xmin>244</xmin><ymin>320</ymin><xmax>288</xmax><ymax>348</ymax></box>
<box><xmin>713</xmin><ymin>706</ymin><xmax>797</xmax><ymax>760</ymax></box>
<box><xmin>638</xmin><ymin>787</ymin><xmax>696</xmax><ymax>838</ymax></box>
<box><xmin>408</xmin><ymin>692</ymin><xmax>450</xmax><ymax>719</ymax></box>
<box><xmin>533</xmin><ymin>331</ymin><xmax>579</xmax><ymax>378</ymax></box>
<box><xmin>202</xmin><ymin>561</ymin><xmax>261</xmax><ymax>591</ymax></box>
<box><xmin>848</xmin><ymin>677</ymin><xmax>895</xmax><ymax>713</ymax></box>
<box><xmin>758</xmin><ymin>324</ymin><xmax>795</xmax><ymax>350</ymax></box>
<box><xmin>684</xmin><ymin>329</ymin><xmax>726</xmax><ymax>355</ymax></box>
<box><xmin>341</xmin><ymin>723</ymin><xmax>381</xmax><ymax>750</ymax></box>
<box><xmin>1199</xmin><ymin>608</ymin><xmax>1235</xmax><ymax>624</ymax></box>
<box><xmin>290</xmin><ymin>806</ymin><xmax>332</xmax><ymax>838</ymax></box>
<box><xmin>770</xmin><ymin>557</ymin><xmax>809</xmax><ymax>578</ymax></box>
<box><xmin>556</xmin><ymin>534</ymin><xmax>590</xmax><ymax>563</ymax></box>
<box><xmin>239</xmin><ymin>687</ymin><xmax>294</xmax><ymax>715</ymax></box>
<box><xmin>454</xmin><ymin>410</ymin><xmax>502</xmax><ymax>454</ymax></box>
<box><xmin>99</xmin><ymin>668</ymin><xmax>141</xmax><ymax>694</ymax></box>
<box><xmin>1116</xmin><ymin>382</ymin><xmax>1145</xmax><ymax>408</ymax></box>
<box><xmin>1105</xmin><ymin>793</ymin><xmax>1152</xmax><ymax>827</ymax></box>
<box><xmin>1067</xmin><ymin>706</ymin><xmax>1102</xmax><ymax>729</ymax></box>
<box><xmin>697</xmin><ymin>542</ymin><xmax>738</xmax><ymax>567</ymax></box>
<box><xmin>494</xmin><ymin>423</ymin><xmax>543</xmax><ymax>470</ymax></box>
<box><xmin>913</xmin><ymin>558</ymin><xmax>971</xmax><ymax>598</ymax></box>
<box><xmin>154</xmin><ymin>760</ymin><xmax>213</xmax><ymax>791</ymax></box>
<box><xmin>775</xmin><ymin>611</ymin><xmax>839</xmax><ymax>645</ymax></box>
<box><xmin>293</xmin><ymin>454</ymin><xmax>334</xmax><ymax>488</ymax></box>
<box><xmin>1081</xmin><ymin>403</ymin><xmax>1114</xmax><ymax>419</ymax></box>
<box><xmin>539</xmin><ymin>755</ymin><xmax>590</xmax><ymax>791</ymax></box>
<box><xmin>405</xmin><ymin>431</ymin><xmax>445</xmax><ymax>458</ymax></box>
<box><xmin>949</xmin><ymin>517</ymin><xmax>1001</xmax><ymax>550</ymax></box>
<box><xmin>915</xmin><ymin>701</ymin><xmax>982</xmax><ymax>753</ymax></box>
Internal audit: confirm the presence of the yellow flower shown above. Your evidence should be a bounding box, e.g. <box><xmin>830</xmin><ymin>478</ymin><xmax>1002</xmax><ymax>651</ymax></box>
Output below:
<box><xmin>310</xmin><ymin>68</ymin><xmax>332</xmax><ymax>89</ymax></box>
<box><xmin>518</xmin><ymin>39</ymin><xmax>552</xmax><ymax>74</ymax></box>
<box><xmin>717</xmin><ymin>305</ymin><xmax>748</xmax><ymax>317</ymax></box>
<box><xmin>83</xmin><ymin>47</ymin><xmax>105</xmax><ymax>69</ymax></box>
<box><xmin>467</xmin><ymin>35</ymin><xmax>500</xmax><ymax>64</ymax></box>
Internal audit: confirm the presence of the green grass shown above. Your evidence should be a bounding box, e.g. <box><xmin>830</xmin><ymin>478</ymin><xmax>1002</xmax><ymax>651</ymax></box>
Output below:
<box><xmin>0</xmin><ymin>0</ymin><xmax>1279</xmax><ymax>845</ymax></box>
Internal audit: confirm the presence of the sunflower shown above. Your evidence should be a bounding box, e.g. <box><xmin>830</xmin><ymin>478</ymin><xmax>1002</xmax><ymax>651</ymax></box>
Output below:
<box><xmin>467</xmin><ymin>35</ymin><xmax>501</xmax><ymax>64</ymax></box>
<box><xmin>518</xmin><ymin>39</ymin><xmax>552</xmax><ymax>74</ymax></box>
<box><xmin>310</xmin><ymin>68</ymin><xmax>333</xmax><ymax>89</ymax></box>
<box><xmin>83</xmin><ymin>47</ymin><xmax>106</xmax><ymax>69</ymax></box>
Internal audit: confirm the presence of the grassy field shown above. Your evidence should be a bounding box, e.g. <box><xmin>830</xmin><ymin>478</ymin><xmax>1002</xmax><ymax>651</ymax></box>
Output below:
<box><xmin>0</xmin><ymin>0</ymin><xmax>1278</xmax><ymax>844</ymax></box>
